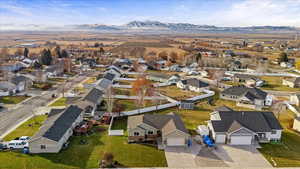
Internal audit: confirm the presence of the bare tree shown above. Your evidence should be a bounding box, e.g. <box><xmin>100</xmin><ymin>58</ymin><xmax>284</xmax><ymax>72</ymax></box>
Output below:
<box><xmin>132</xmin><ymin>76</ymin><xmax>153</xmax><ymax>113</ymax></box>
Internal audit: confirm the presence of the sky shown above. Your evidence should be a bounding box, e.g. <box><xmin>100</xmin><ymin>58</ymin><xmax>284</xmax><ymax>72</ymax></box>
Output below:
<box><xmin>1</xmin><ymin>0</ymin><xmax>300</xmax><ymax>27</ymax></box>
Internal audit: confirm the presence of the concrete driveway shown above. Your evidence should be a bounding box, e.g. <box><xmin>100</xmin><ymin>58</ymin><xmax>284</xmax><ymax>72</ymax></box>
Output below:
<box><xmin>212</xmin><ymin>144</ymin><xmax>272</xmax><ymax>168</ymax></box>
<box><xmin>165</xmin><ymin>141</ymin><xmax>227</xmax><ymax>168</ymax></box>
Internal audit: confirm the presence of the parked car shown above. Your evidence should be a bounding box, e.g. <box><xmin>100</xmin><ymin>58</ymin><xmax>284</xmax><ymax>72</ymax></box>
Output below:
<box><xmin>0</xmin><ymin>143</ymin><xmax>7</xmax><ymax>150</ymax></box>
<box><xmin>7</xmin><ymin>140</ymin><xmax>28</xmax><ymax>149</ymax></box>
<box><xmin>19</xmin><ymin>136</ymin><xmax>30</xmax><ymax>141</ymax></box>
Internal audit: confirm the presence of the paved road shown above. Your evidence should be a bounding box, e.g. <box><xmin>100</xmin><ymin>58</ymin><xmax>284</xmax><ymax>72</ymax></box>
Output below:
<box><xmin>0</xmin><ymin>75</ymin><xmax>88</xmax><ymax>139</ymax></box>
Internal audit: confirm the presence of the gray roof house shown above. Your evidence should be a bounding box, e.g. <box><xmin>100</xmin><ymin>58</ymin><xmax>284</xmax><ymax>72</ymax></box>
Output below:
<box><xmin>127</xmin><ymin>113</ymin><xmax>190</xmax><ymax>148</ymax></box>
<box><xmin>28</xmin><ymin>105</ymin><xmax>83</xmax><ymax>153</ymax></box>
<box><xmin>82</xmin><ymin>87</ymin><xmax>105</xmax><ymax>118</ymax></box>
<box><xmin>147</xmin><ymin>73</ymin><xmax>180</xmax><ymax>84</ymax></box>
<box><xmin>177</xmin><ymin>78</ymin><xmax>209</xmax><ymax>92</ymax></box>
<box><xmin>208</xmin><ymin>110</ymin><xmax>282</xmax><ymax>145</ymax></box>
<box><xmin>0</xmin><ymin>81</ymin><xmax>17</xmax><ymax>96</ymax></box>
<box><xmin>97</xmin><ymin>72</ymin><xmax>115</xmax><ymax>90</ymax></box>
<box><xmin>11</xmin><ymin>75</ymin><xmax>33</xmax><ymax>92</ymax></box>
<box><xmin>220</xmin><ymin>85</ymin><xmax>269</xmax><ymax>110</ymax></box>
<box><xmin>233</xmin><ymin>74</ymin><xmax>265</xmax><ymax>87</ymax></box>
<box><xmin>282</xmin><ymin>77</ymin><xmax>300</xmax><ymax>88</ymax></box>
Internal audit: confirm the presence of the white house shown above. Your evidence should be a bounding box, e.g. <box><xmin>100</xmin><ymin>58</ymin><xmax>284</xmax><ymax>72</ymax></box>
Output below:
<box><xmin>208</xmin><ymin>110</ymin><xmax>282</xmax><ymax>145</ymax></box>
<box><xmin>28</xmin><ymin>105</ymin><xmax>83</xmax><ymax>153</ymax></box>
<box><xmin>177</xmin><ymin>78</ymin><xmax>209</xmax><ymax>93</ymax></box>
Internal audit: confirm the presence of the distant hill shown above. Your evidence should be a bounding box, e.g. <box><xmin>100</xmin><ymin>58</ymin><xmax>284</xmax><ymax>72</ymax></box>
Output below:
<box><xmin>1</xmin><ymin>20</ymin><xmax>299</xmax><ymax>33</ymax></box>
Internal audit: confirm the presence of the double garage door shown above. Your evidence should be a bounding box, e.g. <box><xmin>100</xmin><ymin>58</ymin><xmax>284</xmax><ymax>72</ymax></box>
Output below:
<box><xmin>166</xmin><ymin>138</ymin><xmax>185</xmax><ymax>146</ymax></box>
<box><xmin>230</xmin><ymin>135</ymin><xmax>252</xmax><ymax>145</ymax></box>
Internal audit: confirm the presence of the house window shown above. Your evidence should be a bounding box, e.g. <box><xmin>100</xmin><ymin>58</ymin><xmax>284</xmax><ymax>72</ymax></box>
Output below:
<box><xmin>148</xmin><ymin>131</ymin><xmax>154</xmax><ymax>135</ymax></box>
<box><xmin>134</xmin><ymin>132</ymin><xmax>139</xmax><ymax>136</ymax></box>
<box><xmin>271</xmin><ymin>130</ymin><xmax>277</xmax><ymax>134</ymax></box>
<box><xmin>40</xmin><ymin>145</ymin><xmax>46</xmax><ymax>149</ymax></box>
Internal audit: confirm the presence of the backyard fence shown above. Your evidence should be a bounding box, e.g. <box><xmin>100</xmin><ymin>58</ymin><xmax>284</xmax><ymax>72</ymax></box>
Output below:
<box><xmin>108</xmin><ymin>116</ymin><xmax>124</xmax><ymax>136</ymax></box>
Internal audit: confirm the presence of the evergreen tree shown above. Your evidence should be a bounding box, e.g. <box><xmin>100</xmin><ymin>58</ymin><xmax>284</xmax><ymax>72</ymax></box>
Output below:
<box><xmin>24</xmin><ymin>48</ymin><xmax>29</xmax><ymax>57</ymax></box>
<box><xmin>40</xmin><ymin>49</ymin><xmax>52</xmax><ymax>65</ymax></box>
<box><xmin>61</xmin><ymin>49</ymin><xmax>69</xmax><ymax>58</ymax></box>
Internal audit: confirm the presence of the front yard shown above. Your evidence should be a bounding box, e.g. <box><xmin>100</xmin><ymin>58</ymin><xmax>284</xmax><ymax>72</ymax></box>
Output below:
<box><xmin>0</xmin><ymin>96</ymin><xmax>30</xmax><ymax>104</ymax></box>
<box><xmin>49</xmin><ymin>97</ymin><xmax>67</xmax><ymax>107</ymax></box>
<box><xmin>0</xmin><ymin>126</ymin><xmax>167</xmax><ymax>169</ymax></box>
<box><xmin>3</xmin><ymin>115</ymin><xmax>47</xmax><ymax>141</ymax></box>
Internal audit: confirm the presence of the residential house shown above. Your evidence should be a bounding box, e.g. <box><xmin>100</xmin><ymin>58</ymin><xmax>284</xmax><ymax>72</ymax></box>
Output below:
<box><xmin>177</xmin><ymin>78</ymin><xmax>209</xmax><ymax>92</ymax></box>
<box><xmin>127</xmin><ymin>113</ymin><xmax>190</xmax><ymax>148</ymax></box>
<box><xmin>81</xmin><ymin>87</ymin><xmax>104</xmax><ymax>118</ymax></box>
<box><xmin>282</xmin><ymin>77</ymin><xmax>300</xmax><ymax>88</ymax></box>
<box><xmin>220</xmin><ymin>85</ymin><xmax>271</xmax><ymax>110</ymax></box>
<box><xmin>106</xmin><ymin>66</ymin><xmax>122</xmax><ymax>78</ymax></box>
<box><xmin>45</xmin><ymin>63</ymin><xmax>64</xmax><ymax>77</ymax></box>
<box><xmin>10</xmin><ymin>75</ymin><xmax>33</xmax><ymax>92</ymax></box>
<box><xmin>293</xmin><ymin>117</ymin><xmax>300</xmax><ymax>132</ymax></box>
<box><xmin>208</xmin><ymin>110</ymin><xmax>282</xmax><ymax>145</ymax></box>
<box><xmin>0</xmin><ymin>82</ymin><xmax>17</xmax><ymax>96</ymax></box>
<box><xmin>0</xmin><ymin>62</ymin><xmax>25</xmax><ymax>72</ymax></box>
<box><xmin>28</xmin><ymin>105</ymin><xmax>83</xmax><ymax>153</ymax></box>
<box><xmin>233</xmin><ymin>74</ymin><xmax>265</xmax><ymax>87</ymax></box>
<box><xmin>147</xmin><ymin>73</ymin><xmax>180</xmax><ymax>84</ymax></box>
<box><xmin>290</xmin><ymin>94</ymin><xmax>300</xmax><ymax>106</ymax></box>
<box><xmin>169</xmin><ymin>64</ymin><xmax>181</xmax><ymax>72</ymax></box>
<box><xmin>97</xmin><ymin>72</ymin><xmax>115</xmax><ymax>90</ymax></box>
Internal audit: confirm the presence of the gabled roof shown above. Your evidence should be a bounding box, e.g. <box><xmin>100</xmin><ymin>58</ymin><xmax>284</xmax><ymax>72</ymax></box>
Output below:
<box><xmin>222</xmin><ymin>85</ymin><xmax>267</xmax><ymax>100</ymax></box>
<box><xmin>103</xmin><ymin>73</ymin><xmax>115</xmax><ymax>81</ymax></box>
<box><xmin>84</xmin><ymin>88</ymin><xmax>104</xmax><ymax>104</ymax></box>
<box><xmin>11</xmin><ymin>75</ymin><xmax>32</xmax><ymax>85</ymax></box>
<box><xmin>214</xmin><ymin>106</ymin><xmax>233</xmax><ymax>112</ymax></box>
<box><xmin>0</xmin><ymin>81</ymin><xmax>16</xmax><ymax>91</ymax></box>
<box><xmin>128</xmin><ymin>113</ymin><xmax>189</xmax><ymax>135</ymax></box>
<box><xmin>211</xmin><ymin>111</ymin><xmax>282</xmax><ymax>133</ymax></box>
<box><xmin>284</xmin><ymin>77</ymin><xmax>300</xmax><ymax>84</ymax></box>
<box><xmin>181</xmin><ymin>78</ymin><xmax>209</xmax><ymax>88</ymax></box>
<box><xmin>42</xmin><ymin>105</ymin><xmax>83</xmax><ymax>142</ymax></box>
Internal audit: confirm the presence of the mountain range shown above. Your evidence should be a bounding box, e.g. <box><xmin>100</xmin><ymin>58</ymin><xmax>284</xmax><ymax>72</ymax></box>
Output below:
<box><xmin>1</xmin><ymin>21</ymin><xmax>299</xmax><ymax>33</ymax></box>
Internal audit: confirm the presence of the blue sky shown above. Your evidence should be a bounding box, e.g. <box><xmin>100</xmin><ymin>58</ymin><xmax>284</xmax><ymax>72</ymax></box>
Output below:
<box><xmin>1</xmin><ymin>0</ymin><xmax>300</xmax><ymax>27</ymax></box>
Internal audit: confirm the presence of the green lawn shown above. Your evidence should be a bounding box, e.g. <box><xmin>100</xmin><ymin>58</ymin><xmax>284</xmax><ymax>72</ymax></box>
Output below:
<box><xmin>0</xmin><ymin>96</ymin><xmax>30</xmax><ymax>104</ymax></box>
<box><xmin>111</xmin><ymin>117</ymin><xmax>127</xmax><ymax>131</ymax></box>
<box><xmin>260</xmin><ymin>76</ymin><xmax>300</xmax><ymax>92</ymax></box>
<box><xmin>3</xmin><ymin>115</ymin><xmax>47</xmax><ymax>141</ymax></box>
<box><xmin>116</xmin><ymin>99</ymin><xmax>168</xmax><ymax>111</ymax></box>
<box><xmin>49</xmin><ymin>97</ymin><xmax>67</xmax><ymax>107</ymax></box>
<box><xmin>48</xmin><ymin>78</ymin><xmax>66</xmax><ymax>83</ymax></box>
<box><xmin>0</xmin><ymin>127</ymin><xmax>167</xmax><ymax>169</ymax></box>
<box><xmin>113</xmin><ymin>88</ymin><xmax>131</xmax><ymax>95</ymax></box>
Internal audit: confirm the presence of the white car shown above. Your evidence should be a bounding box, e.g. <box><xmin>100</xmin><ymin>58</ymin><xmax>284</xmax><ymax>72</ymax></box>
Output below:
<box><xmin>6</xmin><ymin>140</ymin><xmax>28</xmax><ymax>149</ymax></box>
<box><xmin>19</xmin><ymin>136</ymin><xmax>30</xmax><ymax>141</ymax></box>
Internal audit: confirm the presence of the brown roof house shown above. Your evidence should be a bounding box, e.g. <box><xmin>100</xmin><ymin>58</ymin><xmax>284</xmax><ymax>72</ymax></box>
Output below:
<box><xmin>127</xmin><ymin>113</ymin><xmax>190</xmax><ymax>149</ymax></box>
<box><xmin>282</xmin><ymin>77</ymin><xmax>300</xmax><ymax>88</ymax></box>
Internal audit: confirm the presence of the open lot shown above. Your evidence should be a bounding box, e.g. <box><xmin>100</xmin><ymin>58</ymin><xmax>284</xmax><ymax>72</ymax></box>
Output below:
<box><xmin>0</xmin><ymin>126</ymin><xmax>167</xmax><ymax>169</ymax></box>
<box><xmin>159</xmin><ymin>85</ymin><xmax>200</xmax><ymax>100</ymax></box>
<box><xmin>260</xmin><ymin>76</ymin><xmax>300</xmax><ymax>92</ymax></box>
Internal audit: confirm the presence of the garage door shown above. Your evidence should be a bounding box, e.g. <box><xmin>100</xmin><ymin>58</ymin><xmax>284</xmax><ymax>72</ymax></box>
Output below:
<box><xmin>230</xmin><ymin>136</ymin><xmax>252</xmax><ymax>145</ymax></box>
<box><xmin>167</xmin><ymin>138</ymin><xmax>185</xmax><ymax>146</ymax></box>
